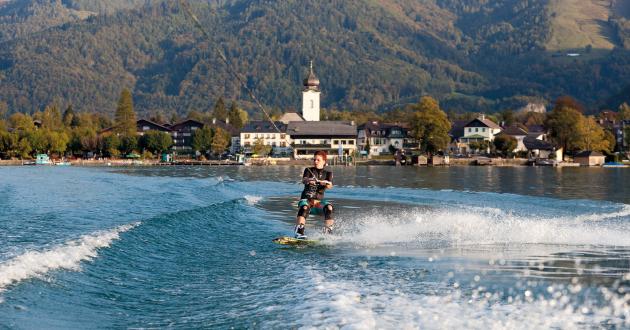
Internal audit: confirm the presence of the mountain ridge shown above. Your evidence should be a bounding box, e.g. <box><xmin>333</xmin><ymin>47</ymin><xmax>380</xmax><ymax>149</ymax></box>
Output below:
<box><xmin>0</xmin><ymin>0</ymin><xmax>629</xmax><ymax>117</ymax></box>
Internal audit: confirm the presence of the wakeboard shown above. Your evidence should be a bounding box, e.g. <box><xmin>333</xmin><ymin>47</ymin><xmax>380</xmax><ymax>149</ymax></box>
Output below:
<box><xmin>272</xmin><ymin>236</ymin><xmax>320</xmax><ymax>246</ymax></box>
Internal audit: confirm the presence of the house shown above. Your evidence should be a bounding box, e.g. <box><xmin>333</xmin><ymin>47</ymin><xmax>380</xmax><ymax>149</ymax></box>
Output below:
<box><xmin>357</xmin><ymin>121</ymin><xmax>413</xmax><ymax>156</ymax></box>
<box><xmin>523</xmin><ymin>136</ymin><xmax>563</xmax><ymax>160</ymax></box>
<box><xmin>136</xmin><ymin>119</ymin><xmax>172</xmax><ymax>135</ymax></box>
<box><xmin>501</xmin><ymin>125</ymin><xmax>529</xmax><ymax>152</ymax></box>
<box><xmin>459</xmin><ymin>115</ymin><xmax>502</xmax><ymax>152</ymax></box>
<box><xmin>240</xmin><ymin>121</ymin><xmax>289</xmax><ymax>156</ymax></box>
<box><xmin>286</xmin><ymin>121</ymin><xmax>357</xmax><ymax>159</ymax></box>
<box><xmin>169</xmin><ymin>119</ymin><xmax>205</xmax><ymax>152</ymax></box>
<box><xmin>574</xmin><ymin>150</ymin><xmax>606</xmax><ymax>166</ymax></box>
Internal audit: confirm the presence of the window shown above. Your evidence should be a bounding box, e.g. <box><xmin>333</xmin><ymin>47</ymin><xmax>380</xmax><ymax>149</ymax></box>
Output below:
<box><xmin>143</xmin><ymin>126</ymin><xmax>150</xmax><ymax>131</ymax></box>
<box><xmin>183</xmin><ymin>133</ymin><xmax>191</xmax><ymax>137</ymax></box>
<box><xmin>310</xmin><ymin>100</ymin><xmax>314</xmax><ymax>109</ymax></box>
<box><xmin>191</xmin><ymin>127</ymin><xmax>198</xmax><ymax>130</ymax></box>
<box><xmin>475</xmin><ymin>128</ymin><xmax>479</xmax><ymax>132</ymax></box>
<box><xmin>244</xmin><ymin>142</ymin><xmax>250</xmax><ymax>146</ymax></box>
<box><xmin>281</xmin><ymin>142</ymin><xmax>286</xmax><ymax>147</ymax></box>
<box><xmin>280</xmin><ymin>134</ymin><xmax>286</xmax><ymax>139</ymax></box>
<box><xmin>272</xmin><ymin>142</ymin><xmax>277</xmax><ymax>147</ymax></box>
<box><xmin>334</xmin><ymin>140</ymin><xmax>339</xmax><ymax>145</ymax></box>
<box><xmin>349</xmin><ymin>140</ymin><xmax>354</xmax><ymax>145</ymax></box>
<box><xmin>244</xmin><ymin>134</ymin><xmax>250</xmax><ymax>139</ymax></box>
<box><xmin>468</xmin><ymin>128</ymin><xmax>472</xmax><ymax>133</ymax></box>
<box><xmin>342</xmin><ymin>140</ymin><xmax>347</xmax><ymax>145</ymax></box>
<box><xmin>482</xmin><ymin>128</ymin><xmax>486</xmax><ymax>132</ymax></box>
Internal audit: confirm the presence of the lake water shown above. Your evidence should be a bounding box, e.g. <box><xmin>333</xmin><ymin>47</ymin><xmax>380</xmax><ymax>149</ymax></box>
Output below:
<box><xmin>0</xmin><ymin>166</ymin><xmax>628</xmax><ymax>328</ymax></box>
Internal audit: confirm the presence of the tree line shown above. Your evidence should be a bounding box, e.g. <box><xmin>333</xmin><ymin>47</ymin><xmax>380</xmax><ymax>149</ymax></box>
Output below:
<box><xmin>0</xmin><ymin>90</ymin><xmax>247</xmax><ymax>160</ymax></box>
<box><xmin>1</xmin><ymin>89</ymin><xmax>628</xmax><ymax>160</ymax></box>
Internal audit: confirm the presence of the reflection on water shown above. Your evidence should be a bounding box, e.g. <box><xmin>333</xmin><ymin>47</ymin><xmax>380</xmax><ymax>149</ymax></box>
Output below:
<box><xmin>116</xmin><ymin>165</ymin><xmax>630</xmax><ymax>203</ymax></box>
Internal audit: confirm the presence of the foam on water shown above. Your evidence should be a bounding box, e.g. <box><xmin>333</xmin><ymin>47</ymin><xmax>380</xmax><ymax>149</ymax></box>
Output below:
<box><xmin>0</xmin><ymin>223</ymin><xmax>138</xmax><ymax>296</ymax></box>
<box><xmin>244</xmin><ymin>195</ymin><xmax>263</xmax><ymax>205</ymax></box>
<box><xmin>287</xmin><ymin>269</ymin><xmax>630</xmax><ymax>329</ymax></box>
<box><xmin>336</xmin><ymin>205</ymin><xmax>630</xmax><ymax>247</ymax></box>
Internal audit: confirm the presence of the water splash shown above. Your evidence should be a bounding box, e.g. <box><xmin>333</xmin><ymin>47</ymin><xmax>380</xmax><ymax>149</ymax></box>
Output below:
<box><xmin>336</xmin><ymin>206</ymin><xmax>630</xmax><ymax>247</ymax></box>
<box><xmin>0</xmin><ymin>223</ymin><xmax>138</xmax><ymax>295</ymax></box>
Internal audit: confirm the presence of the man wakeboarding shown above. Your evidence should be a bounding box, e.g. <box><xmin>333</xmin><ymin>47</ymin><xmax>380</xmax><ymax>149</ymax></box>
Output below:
<box><xmin>294</xmin><ymin>150</ymin><xmax>334</xmax><ymax>239</ymax></box>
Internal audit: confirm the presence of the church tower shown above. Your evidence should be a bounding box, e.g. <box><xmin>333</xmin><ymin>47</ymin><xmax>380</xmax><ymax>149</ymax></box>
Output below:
<box><xmin>301</xmin><ymin>61</ymin><xmax>320</xmax><ymax>121</ymax></box>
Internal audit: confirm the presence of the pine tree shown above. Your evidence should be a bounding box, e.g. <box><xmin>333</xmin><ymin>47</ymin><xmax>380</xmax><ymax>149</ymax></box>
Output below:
<box><xmin>62</xmin><ymin>105</ymin><xmax>75</xmax><ymax>127</ymax></box>
<box><xmin>212</xmin><ymin>97</ymin><xmax>227</xmax><ymax>121</ymax></box>
<box><xmin>228</xmin><ymin>101</ymin><xmax>244</xmax><ymax>130</ymax></box>
<box><xmin>114</xmin><ymin>89</ymin><xmax>137</xmax><ymax>137</ymax></box>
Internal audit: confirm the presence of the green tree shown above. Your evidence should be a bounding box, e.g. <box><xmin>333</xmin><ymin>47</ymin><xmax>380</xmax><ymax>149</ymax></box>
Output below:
<box><xmin>228</xmin><ymin>101</ymin><xmax>244</xmax><ymax>130</ymax></box>
<box><xmin>252</xmin><ymin>137</ymin><xmax>271</xmax><ymax>156</ymax></box>
<box><xmin>49</xmin><ymin>131</ymin><xmax>69</xmax><ymax>156</ymax></box>
<box><xmin>27</xmin><ymin>129</ymin><xmax>49</xmax><ymax>154</ymax></box>
<box><xmin>499</xmin><ymin>109</ymin><xmax>515</xmax><ymax>126</ymax></box>
<box><xmin>575</xmin><ymin>116</ymin><xmax>611</xmax><ymax>152</ymax></box>
<box><xmin>211</xmin><ymin>127</ymin><xmax>230</xmax><ymax>155</ymax></box>
<box><xmin>212</xmin><ymin>97</ymin><xmax>227</xmax><ymax>121</ymax></box>
<box><xmin>16</xmin><ymin>138</ymin><xmax>32</xmax><ymax>159</ymax></box>
<box><xmin>409</xmin><ymin>96</ymin><xmax>451</xmax><ymax>154</ymax></box>
<box><xmin>545</xmin><ymin>103</ymin><xmax>583</xmax><ymax>154</ymax></box>
<box><xmin>187</xmin><ymin>110</ymin><xmax>205</xmax><ymax>122</ymax></box>
<box><xmin>118</xmin><ymin>135</ymin><xmax>138</xmax><ymax>156</ymax></box>
<box><xmin>139</xmin><ymin>130</ymin><xmax>173</xmax><ymax>155</ymax></box>
<box><xmin>41</xmin><ymin>104</ymin><xmax>63</xmax><ymax>131</ymax></box>
<box><xmin>9</xmin><ymin>113</ymin><xmax>35</xmax><ymax>131</ymax></box>
<box><xmin>62</xmin><ymin>105</ymin><xmax>75</xmax><ymax>127</ymax></box>
<box><xmin>0</xmin><ymin>131</ymin><xmax>18</xmax><ymax>158</ymax></box>
<box><xmin>191</xmin><ymin>126</ymin><xmax>213</xmax><ymax>155</ymax></box>
<box><xmin>114</xmin><ymin>89</ymin><xmax>137</xmax><ymax>137</ymax></box>
<box><xmin>493</xmin><ymin>134</ymin><xmax>517</xmax><ymax>156</ymax></box>
<box><xmin>102</xmin><ymin>135</ymin><xmax>121</xmax><ymax>158</ymax></box>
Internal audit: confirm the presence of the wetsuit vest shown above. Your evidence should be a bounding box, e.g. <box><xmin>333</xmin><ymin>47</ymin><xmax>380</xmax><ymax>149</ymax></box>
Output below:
<box><xmin>300</xmin><ymin>167</ymin><xmax>333</xmax><ymax>200</ymax></box>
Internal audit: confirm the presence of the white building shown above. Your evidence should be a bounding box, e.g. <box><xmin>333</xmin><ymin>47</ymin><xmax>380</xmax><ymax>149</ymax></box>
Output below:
<box><xmin>357</xmin><ymin>121</ymin><xmax>413</xmax><ymax>156</ymax></box>
<box><xmin>301</xmin><ymin>61</ymin><xmax>320</xmax><ymax>121</ymax></box>
<box><xmin>286</xmin><ymin>121</ymin><xmax>357</xmax><ymax>159</ymax></box>
<box><xmin>239</xmin><ymin>121</ymin><xmax>291</xmax><ymax>156</ymax></box>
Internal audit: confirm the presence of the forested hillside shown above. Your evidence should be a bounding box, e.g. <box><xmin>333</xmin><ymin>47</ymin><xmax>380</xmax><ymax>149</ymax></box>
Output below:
<box><xmin>0</xmin><ymin>0</ymin><xmax>629</xmax><ymax>118</ymax></box>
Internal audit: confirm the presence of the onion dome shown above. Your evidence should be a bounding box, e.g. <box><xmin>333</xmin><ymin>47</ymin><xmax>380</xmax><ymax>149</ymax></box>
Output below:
<box><xmin>303</xmin><ymin>61</ymin><xmax>320</xmax><ymax>90</ymax></box>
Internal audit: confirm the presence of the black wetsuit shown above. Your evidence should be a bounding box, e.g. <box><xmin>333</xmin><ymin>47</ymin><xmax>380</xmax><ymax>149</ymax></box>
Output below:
<box><xmin>300</xmin><ymin>167</ymin><xmax>333</xmax><ymax>200</ymax></box>
<box><xmin>297</xmin><ymin>167</ymin><xmax>334</xmax><ymax>220</ymax></box>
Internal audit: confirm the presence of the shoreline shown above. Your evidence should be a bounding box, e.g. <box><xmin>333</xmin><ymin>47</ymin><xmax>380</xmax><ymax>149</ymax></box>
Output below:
<box><xmin>0</xmin><ymin>158</ymin><xmax>620</xmax><ymax>167</ymax></box>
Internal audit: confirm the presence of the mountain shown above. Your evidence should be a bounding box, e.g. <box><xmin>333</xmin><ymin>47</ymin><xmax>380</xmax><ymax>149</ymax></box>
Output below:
<box><xmin>0</xmin><ymin>0</ymin><xmax>629</xmax><ymax>118</ymax></box>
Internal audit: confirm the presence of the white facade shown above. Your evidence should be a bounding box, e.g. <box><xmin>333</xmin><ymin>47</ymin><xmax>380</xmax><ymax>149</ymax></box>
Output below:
<box><xmin>301</xmin><ymin>61</ymin><xmax>321</xmax><ymax>122</ymax></box>
<box><xmin>240</xmin><ymin>132</ymin><xmax>290</xmax><ymax>149</ymax></box>
<box><xmin>302</xmin><ymin>90</ymin><xmax>320</xmax><ymax>121</ymax></box>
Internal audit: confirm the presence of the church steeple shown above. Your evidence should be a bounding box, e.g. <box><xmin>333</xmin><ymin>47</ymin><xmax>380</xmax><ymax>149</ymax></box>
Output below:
<box><xmin>303</xmin><ymin>60</ymin><xmax>320</xmax><ymax>91</ymax></box>
<box><xmin>301</xmin><ymin>60</ymin><xmax>321</xmax><ymax>121</ymax></box>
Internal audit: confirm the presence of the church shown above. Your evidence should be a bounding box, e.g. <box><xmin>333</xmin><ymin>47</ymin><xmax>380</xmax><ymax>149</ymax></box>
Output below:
<box><xmin>239</xmin><ymin>62</ymin><xmax>357</xmax><ymax>159</ymax></box>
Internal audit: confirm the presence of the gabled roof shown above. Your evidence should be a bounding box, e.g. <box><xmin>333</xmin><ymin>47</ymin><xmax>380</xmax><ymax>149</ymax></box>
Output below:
<box><xmin>526</xmin><ymin>125</ymin><xmax>545</xmax><ymax>133</ymax></box>
<box><xmin>242</xmin><ymin>121</ymin><xmax>287</xmax><ymax>133</ymax></box>
<box><xmin>279</xmin><ymin>112</ymin><xmax>304</xmax><ymax>124</ymax></box>
<box><xmin>523</xmin><ymin>136</ymin><xmax>555</xmax><ymax>151</ymax></box>
<box><xmin>169</xmin><ymin>119</ymin><xmax>205</xmax><ymax>131</ymax></box>
<box><xmin>501</xmin><ymin>125</ymin><xmax>528</xmax><ymax>136</ymax></box>
<box><xmin>137</xmin><ymin>119</ymin><xmax>172</xmax><ymax>132</ymax></box>
<box><xmin>358</xmin><ymin>121</ymin><xmax>408</xmax><ymax>138</ymax></box>
<box><xmin>287</xmin><ymin>121</ymin><xmax>357</xmax><ymax>137</ymax></box>
<box><xmin>464</xmin><ymin>118</ymin><xmax>501</xmax><ymax>129</ymax></box>
<box><xmin>574</xmin><ymin>150</ymin><xmax>604</xmax><ymax>157</ymax></box>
